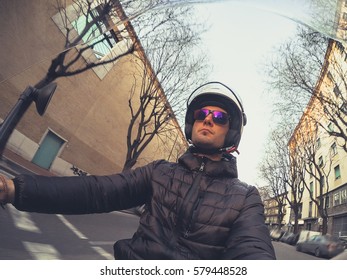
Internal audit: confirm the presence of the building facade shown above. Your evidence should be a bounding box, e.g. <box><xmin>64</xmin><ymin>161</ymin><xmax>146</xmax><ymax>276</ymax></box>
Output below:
<box><xmin>0</xmin><ymin>0</ymin><xmax>187</xmax><ymax>177</ymax></box>
<box><xmin>263</xmin><ymin>196</ymin><xmax>290</xmax><ymax>229</ymax></box>
<box><xmin>288</xmin><ymin>38</ymin><xmax>347</xmax><ymax>237</ymax></box>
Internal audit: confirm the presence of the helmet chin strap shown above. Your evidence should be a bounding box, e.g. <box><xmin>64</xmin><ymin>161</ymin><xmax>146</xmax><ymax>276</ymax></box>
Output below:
<box><xmin>188</xmin><ymin>140</ymin><xmax>239</xmax><ymax>155</ymax></box>
<box><xmin>222</xmin><ymin>146</ymin><xmax>240</xmax><ymax>155</ymax></box>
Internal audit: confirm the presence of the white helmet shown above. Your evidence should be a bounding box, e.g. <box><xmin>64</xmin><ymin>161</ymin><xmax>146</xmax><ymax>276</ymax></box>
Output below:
<box><xmin>185</xmin><ymin>81</ymin><xmax>247</xmax><ymax>152</ymax></box>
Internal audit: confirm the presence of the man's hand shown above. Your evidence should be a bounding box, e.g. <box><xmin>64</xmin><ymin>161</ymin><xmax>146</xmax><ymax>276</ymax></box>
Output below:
<box><xmin>0</xmin><ymin>175</ymin><xmax>15</xmax><ymax>208</ymax></box>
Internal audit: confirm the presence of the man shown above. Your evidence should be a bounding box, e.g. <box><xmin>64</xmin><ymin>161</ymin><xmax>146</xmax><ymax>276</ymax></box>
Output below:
<box><xmin>0</xmin><ymin>82</ymin><xmax>276</xmax><ymax>260</ymax></box>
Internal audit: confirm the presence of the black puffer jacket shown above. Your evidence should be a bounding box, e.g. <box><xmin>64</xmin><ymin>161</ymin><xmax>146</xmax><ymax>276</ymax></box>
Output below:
<box><xmin>13</xmin><ymin>150</ymin><xmax>275</xmax><ymax>260</ymax></box>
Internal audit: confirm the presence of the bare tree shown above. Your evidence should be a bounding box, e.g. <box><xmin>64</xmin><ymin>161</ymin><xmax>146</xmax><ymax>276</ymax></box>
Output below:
<box><xmin>264</xmin><ymin>27</ymin><xmax>327</xmax><ymax>122</ymax></box>
<box><xmin>259</xmin><ymin>121</ymin><xmax>306</xmax><ymax>233</ymax></box>
<box><xmin>130</xmin><ymin>2</ymin><xmax>209</xmax><ymax>123</ymax></box>
<box><xmin>122</xmin><ymin>4</ymin><xmax>209</xmax><ymax>170</ymax></box>
<box><xmin>295</xmin><ymin>122</ymin><xmax>332</xmax><ymax>234</ymax></box>
<box><xmin>278</xmin><ymin>122</ymin><xmax>306</xmax><ymax>234</ymax></box>
<box><xmin>287</xmin><ymin>134</ymin><xmax>306</xmax><ymax>234</ymax></box>
<box><xmin>259</xmin><ymin>127</ymin><xmax>289</xmax><ymax>228</ymax></box>
<box><xmin>260</xmin><ymin>163</ymin><xmax>287</xmax><ymax>228</ymax></box>
<box><xmin>257</xmin><ymin>185</ymin><xmax>273</xmax><ymax>201</ymax></box>
<box><xmin>55</xmin><ymin>1</ymin><xmax>208</xmax><ymax>172</ymax></box>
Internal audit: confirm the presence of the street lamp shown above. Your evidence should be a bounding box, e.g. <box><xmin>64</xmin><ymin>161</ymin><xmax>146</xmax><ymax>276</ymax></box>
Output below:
<box><xmin>0</xmin><ymin>83</ymin><xmax>57</xmax><ymax>154</ymax></box>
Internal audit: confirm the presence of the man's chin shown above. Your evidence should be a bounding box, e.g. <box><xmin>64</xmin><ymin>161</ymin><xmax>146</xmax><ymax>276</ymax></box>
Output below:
<box><xmin>193</xmin><ymin>141</ymin><xmax>218</xmax><ymax>150</ymax></box>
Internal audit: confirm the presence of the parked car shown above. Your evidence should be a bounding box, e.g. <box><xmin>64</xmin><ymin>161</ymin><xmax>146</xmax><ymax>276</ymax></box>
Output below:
<box><xmin>338</xmin><ymin>236</ymin><xmax>347</xmax><ymax>249</ymax></box>
<box><xmin>296</xmin><ymin>234</ymin><xmax>345</xmax><ymax>258</ymax></box>
<box><xmin>280</xmin><ymin>231</ymin><xmax>299</xmax><ymax>245</ymax></box>
<box><xmin>270</xmin><ymin>228</ymin><xmax>284</xmax><ymax>241</ymax></box>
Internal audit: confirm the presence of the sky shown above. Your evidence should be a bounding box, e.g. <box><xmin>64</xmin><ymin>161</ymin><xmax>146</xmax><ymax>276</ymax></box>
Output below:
<box><xmin>193</xmin><ymin>1</ymin><xmax>300</xmax><ymax>185</ymax></box>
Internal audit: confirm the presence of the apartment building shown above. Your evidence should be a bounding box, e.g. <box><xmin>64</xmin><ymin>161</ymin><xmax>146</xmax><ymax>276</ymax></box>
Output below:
<box><xmin>288</xmin><ymin>38</ymin><xmax>347</xmax><ymax>236</ymax></box>
<box><xmin>0</xmin><ymin>1</ymin><xmax>187</xmax><ymax>177</ymax></box>
<box><xmin>263</xmin><ymin>195</ymin><xmax>290</xmax><ymax>229</ymax></box>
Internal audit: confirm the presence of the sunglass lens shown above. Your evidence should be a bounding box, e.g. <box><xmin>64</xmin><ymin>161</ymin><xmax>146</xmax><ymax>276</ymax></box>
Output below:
<box><xmin>194</xmin><ymin>109</ymin><xmax>208</xmax><ymax>120</ymax></box>
<box><xmin>212</xmin><ymin>111</ymin><xmax>228</xmax><ymax>125</ymax></box>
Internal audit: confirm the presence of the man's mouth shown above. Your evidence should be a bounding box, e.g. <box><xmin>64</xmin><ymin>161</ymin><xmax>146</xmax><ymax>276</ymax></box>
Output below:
<box><xmin>199</xmin><ymin>129</ymin><xmax>213</xmax><ymax>135</ymax></box>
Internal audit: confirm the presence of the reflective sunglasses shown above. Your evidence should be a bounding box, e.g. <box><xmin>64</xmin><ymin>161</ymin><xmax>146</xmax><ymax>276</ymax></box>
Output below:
<box><xmin>193</xmin><ymin>109</ymin><xmax>230</xmax><ymax>125</ymax></box>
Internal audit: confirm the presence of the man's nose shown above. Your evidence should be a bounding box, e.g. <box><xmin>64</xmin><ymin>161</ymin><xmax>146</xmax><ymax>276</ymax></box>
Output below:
<box><xmin>203</xmin><ymin>113</ymin><xmax>213</xmax><ymax>126</ymax></box>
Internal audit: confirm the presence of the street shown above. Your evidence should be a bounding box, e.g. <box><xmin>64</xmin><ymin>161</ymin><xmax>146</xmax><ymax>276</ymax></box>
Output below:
<box><xmin>0</xmin><ymin>204</ymin><xmax>329</xmax><ymax>260</ymax></box>
<box><xmin>0</xmin><ymin>205</ymin><xmax>139</xmax><ymax>260</ymax></box>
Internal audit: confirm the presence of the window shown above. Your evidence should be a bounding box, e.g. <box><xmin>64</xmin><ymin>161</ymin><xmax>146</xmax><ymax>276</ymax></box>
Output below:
<box><xmin>336</xmin><ymin>42</ymin><xmax>345</xmax><ymax>54</ymax></box>
<box><xmin>343</xmin><ymin>12</ymin><xmax>347</xmax><ymax>22</ymax></box>
<box><xmin>330</xmin><ymin>142</ymin><xmax>337</xmax><ymax>157</ymax></box>
<box><xmin>309</xmin><ymin>201</ymin><xmax>313</xmax><ymax>217</ymax></box>
<box><xmin>341</xmin><ymin>189</ymin><xmax>347</xmax><ymax>204</ymax></box>
<box><xmin>318</xmin><ymin>156</ymin><xmax>324</xmax><ymax>168</ymax></box>
<box><xmin>52</xmin><ymin>2</ymin><xmax>132</xmax><ymax>79</ymax></box>
<box><xmin>72</xmin><ymin>5</ymin><xmax>122</xmax><ymax>59</ymax></box>
<box><xmin>327</xmin><ymin>122</ymin><xmax>334</xmax><ymax>132</ymax></box>
<box><xmin>316</xmin><ymin>138</ymin><xmax>321</xmax><ymax>149</ymax></box>
<box><xmin>340</xmin><ymin>101</ymin><xmax>347</xmax><ymax>115</ymax></box>
<box><xmin>333</xmin><ymin>85</ymin><xmax>342</xmax><ymax>97</ymax></box>
<box><xmin>298</xmin><ymin>203</ymin><xmax>302</xmax><ymax>219</ymax></box>
<box><xmin>334</xmin><ymin>192</ymin><xmax>340</xmax><ymax>206</ymax></box>
<box><xmin>327</xmin><ymin>71</ymin><xmax>334</xmax><ymax>83</ymax></box>
<box><xmin>334</xmin><ymin>165</ymin><xmax>341</xmax><ymax>180</ymax></box>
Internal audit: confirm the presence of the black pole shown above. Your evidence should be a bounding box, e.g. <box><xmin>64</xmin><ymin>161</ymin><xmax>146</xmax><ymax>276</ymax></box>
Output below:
<box><xmin>0</xmin><ymin>87</ymin><xmax>35</xmax><ymax>154</ymax></box>
<box><xmin>0</xmin><ymin>83</ymin><xmax>57</xmax><ymax>155</ymax></box>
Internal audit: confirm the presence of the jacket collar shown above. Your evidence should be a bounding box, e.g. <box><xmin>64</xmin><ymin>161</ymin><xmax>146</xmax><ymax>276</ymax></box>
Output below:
<box><xmin>178</xmin><ymin>149</ymin><xmax>238</xmax><ymax>178</ymax></box>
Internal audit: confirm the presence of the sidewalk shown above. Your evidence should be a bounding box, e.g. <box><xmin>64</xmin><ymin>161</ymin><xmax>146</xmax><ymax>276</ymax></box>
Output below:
<box><xmin>0</xmin><ymin>148</ymin><xmax>55</xmax><ymax>177</ymax></box>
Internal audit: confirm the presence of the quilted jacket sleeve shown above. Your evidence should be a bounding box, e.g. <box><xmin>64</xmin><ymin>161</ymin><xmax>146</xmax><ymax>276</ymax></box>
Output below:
<box><xmin>13</xmin><ymin>162</ymin><xmax>158</xmax><ymax>214</ymax></box>
<box><xmin>222</xmin><ymin>186</ymin><xmax>276</xmax><ymax>260</ymax></box>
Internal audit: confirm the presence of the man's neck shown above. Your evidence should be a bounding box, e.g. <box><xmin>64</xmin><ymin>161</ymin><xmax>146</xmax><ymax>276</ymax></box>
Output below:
<box><xmin>194</xmin><ymin>153</ymin><xmax>223</xmax><ymax>161</ymax></box>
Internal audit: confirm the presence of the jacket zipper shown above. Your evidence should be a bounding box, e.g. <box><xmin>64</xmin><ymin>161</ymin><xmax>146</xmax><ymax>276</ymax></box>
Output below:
<box><xmin>199</xmin><ymin>161</ymin><xmax>205</xmax><ymax>172</ymax></box>
<box><xmin>183</xmin><ymin>160</ymin><xmax>205</xmax><ymax>238</ymax></box>
<box><xmin>184</xmin><ymin>195</ymin><xmax>203</xmax><ymax>238</ymax></box>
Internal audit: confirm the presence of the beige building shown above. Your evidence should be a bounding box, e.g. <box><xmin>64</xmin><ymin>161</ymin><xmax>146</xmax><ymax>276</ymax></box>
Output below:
<box><xmin>263</xmin><ymin>197</ymin><xmax>284</xmax><ymax>227</ymax></box>
<box><xmin>288</xmin><ymin>38</ymin><xmax>347</xmax><ymax>236</ymax></box>
<box><xmin>0</xmin><ymin>1</ymin><xmax>187</xmax><ymax>177</ymax></box>
<box><xmin>263</xmin><ymin>194</ymin><xmax>291</xmax><ymax>229</ymax></box>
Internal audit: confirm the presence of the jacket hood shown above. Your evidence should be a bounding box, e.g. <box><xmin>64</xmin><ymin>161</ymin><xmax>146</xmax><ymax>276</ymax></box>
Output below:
<box><xmin>178</xmin><ymin>149</ymin><xmax>238</xmax><ymax>178</ymax></box>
